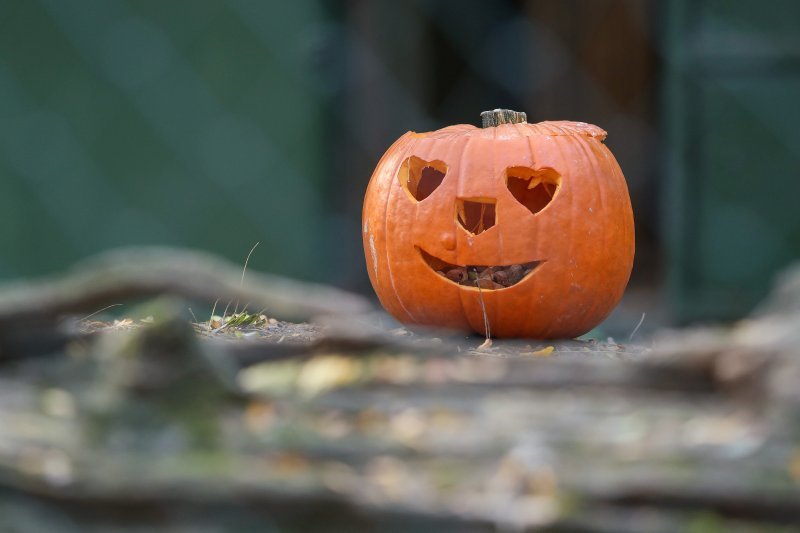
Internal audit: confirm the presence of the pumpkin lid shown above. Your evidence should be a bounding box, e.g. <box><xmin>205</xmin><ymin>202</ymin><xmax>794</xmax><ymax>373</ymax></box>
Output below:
<box><xmin>521</xmin><ymin>120</ymin><xmax>607</xmax><ymax>140</ymax></box>
<box><xmin>412</xmin><ymin>110</ymin><xmax>607</xmax><ymax>141</ymax></box>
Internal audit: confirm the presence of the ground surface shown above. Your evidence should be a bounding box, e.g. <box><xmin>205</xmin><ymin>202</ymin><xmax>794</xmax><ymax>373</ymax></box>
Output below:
<box><xmin>0</xmin><ymin>247</ymin><xmax>798</xmax><ymax>532</ymax></box>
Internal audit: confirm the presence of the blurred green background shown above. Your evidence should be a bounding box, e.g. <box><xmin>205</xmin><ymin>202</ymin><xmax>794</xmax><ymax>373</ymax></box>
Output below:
<box><xmin>1</xmin><ymin>0</ymin><xmax>798</xmax><ymax>327</ymax></box>
<box><xmin>0</xmin><ymin>0</ymin><xmax>330</xmax><ymax>281</ymax></box>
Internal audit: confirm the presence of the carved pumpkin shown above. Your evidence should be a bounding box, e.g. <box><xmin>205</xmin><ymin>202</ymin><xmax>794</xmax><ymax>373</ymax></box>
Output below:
<box><xmin>362</xmin><ymin>110</ymin><xmax>634</xmax><ymax>338</ymax></box>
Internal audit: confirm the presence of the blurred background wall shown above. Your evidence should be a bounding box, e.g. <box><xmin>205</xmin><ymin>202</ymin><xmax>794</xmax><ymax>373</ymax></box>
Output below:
<box><xmin>0</xmin><ymin>0</ymin><xmax>797</xmax><ymax>328</ymax></box>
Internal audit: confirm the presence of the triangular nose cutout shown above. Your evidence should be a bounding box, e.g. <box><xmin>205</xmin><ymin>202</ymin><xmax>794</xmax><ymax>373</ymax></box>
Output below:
<box><xmin>456</xmin><ymin>198</ymin><xmax>496</xmax><ymax>235</ymax></box>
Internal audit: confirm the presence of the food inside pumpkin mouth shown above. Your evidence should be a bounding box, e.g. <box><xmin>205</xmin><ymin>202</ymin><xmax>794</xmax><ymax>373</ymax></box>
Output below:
<box><xmin>418</xmin><ymin>247</ymin><xmax>542</xmax><ymax>290</ymax></box>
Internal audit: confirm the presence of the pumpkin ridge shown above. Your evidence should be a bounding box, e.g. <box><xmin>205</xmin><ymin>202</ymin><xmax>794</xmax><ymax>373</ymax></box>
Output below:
<box><xmin>455</xmin><ymin>135</ymin><xmax>479</xmax><ymax>333</ymax></box>
<box><xmin>548</xmin><ymin>135</ymin><xmax>575</xmax><ymax>338</ymax></box>
<box><xmin>575</xmin><ymin>133</ymin><xmax>608</xmax><ymax>327</ymax></box>
<box><xmin>381</xmin><ymin>135</ymin><xmax>418</xmax><ymax>323</ymax></box>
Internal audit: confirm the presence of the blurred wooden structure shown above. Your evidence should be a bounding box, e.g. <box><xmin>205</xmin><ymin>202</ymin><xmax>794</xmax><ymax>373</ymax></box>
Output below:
<box><xmin>1</xmin><ymin>247</ymin><xmax>799</xmax><ymax>532</ymax></box>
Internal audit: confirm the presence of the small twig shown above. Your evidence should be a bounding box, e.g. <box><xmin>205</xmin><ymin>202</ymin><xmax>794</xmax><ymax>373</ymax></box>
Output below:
<box><xmin>208</xmin><ymin>298</ymin><xmax>220</xmax><ymax>322</ymax></box>
<box><xmin>218</xmin><ymin>300</ymin><xmax>233</xmax><ymax>330</ymax></box>
<box><xmin>629</xmin><ymin>312</ymin><xmax>646</xmax><ymax>342</ymax></box>
<box><xmin>235</xmin><ymin>242</ymin><xmax>260</xmax><ymax>314</ymax></box>
<box><xmin>471</xmin><ymin>267</ymin><xmax>491</xmax><ymax>341</ymax></box>
<box><xmin>78</xmin><ymin>303</ymin><xmax>122</xmax><ymax>322</ymax></box>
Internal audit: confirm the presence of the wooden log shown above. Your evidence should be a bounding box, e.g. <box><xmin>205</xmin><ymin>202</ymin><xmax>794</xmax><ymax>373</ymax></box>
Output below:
<box><xmin>0</xmin><ymin>246</ymin><xmax>371</xmax><ymax>358</ymax></box>
<box><xmin>1</xmin><ymin>253</ymin><xmax>800</xmax><ymax>531</ymax></box>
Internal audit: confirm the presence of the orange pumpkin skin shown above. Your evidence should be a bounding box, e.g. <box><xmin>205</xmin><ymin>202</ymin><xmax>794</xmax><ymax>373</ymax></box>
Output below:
<box><xmin>362</xmin><ymin>119</ymin><xmax>634</xmax><ymax>339</ymax></box>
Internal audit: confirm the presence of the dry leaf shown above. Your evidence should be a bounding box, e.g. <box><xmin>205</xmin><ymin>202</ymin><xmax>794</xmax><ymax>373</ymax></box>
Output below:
<box><xmin>788</xmin><ymin>448</ymin><xmax>800</xmax><ymax>482</ymax></box>
<box><xmin>526</xmin><ymin>346</ymin><xmax>554</xmax><ymax>357</ymax></box>
<box><xmin>297</xmin><ymin>355</ymin><xmax>362</xmax><ymax>396</ymax></box>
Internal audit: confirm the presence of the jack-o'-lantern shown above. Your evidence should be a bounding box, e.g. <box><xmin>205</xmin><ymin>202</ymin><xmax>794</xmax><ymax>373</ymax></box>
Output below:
<box><xmin>362</xmin><ymin>109</ymin><xmax>634</xmax><ymax>339</ymax></box>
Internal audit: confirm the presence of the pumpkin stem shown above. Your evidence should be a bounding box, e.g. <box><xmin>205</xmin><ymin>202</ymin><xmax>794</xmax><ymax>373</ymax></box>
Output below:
<box><xmin>480</xmin><ymin>109</ymin><xmax>527</xmax><ymax>128</ymax></box>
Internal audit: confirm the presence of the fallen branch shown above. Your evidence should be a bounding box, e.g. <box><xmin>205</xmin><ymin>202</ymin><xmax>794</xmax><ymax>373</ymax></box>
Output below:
<box><xmin>0</xmin><ymin>247</ymin><xmax>371</xmax><ymax>323</ymax></box>
<box><xmin>0</xmin><ymin>247</ymin><xmax>371</xmax><ymax>357</ymax></box>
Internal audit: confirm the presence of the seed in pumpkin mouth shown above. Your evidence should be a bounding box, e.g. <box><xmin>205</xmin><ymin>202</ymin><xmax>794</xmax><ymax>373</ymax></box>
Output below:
<box><xmin>418</xmin><ymin>247</ymin><xmax>540</xmax><ymax>289</ymax></box>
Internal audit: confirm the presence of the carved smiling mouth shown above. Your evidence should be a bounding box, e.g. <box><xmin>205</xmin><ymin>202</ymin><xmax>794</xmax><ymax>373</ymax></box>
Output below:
<box><xmin>418</xmin><ymin>247</ymin><xmax>543</xmax><ymax>290</ymax></box>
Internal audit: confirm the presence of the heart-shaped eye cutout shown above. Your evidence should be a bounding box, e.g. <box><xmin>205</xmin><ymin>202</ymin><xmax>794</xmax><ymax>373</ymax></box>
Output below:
<box><xmin>398</xmin><ymin>156</ymin><xmax>447</xmax><ymax>202</ymax></box>
<box><xmin>506</xmin><ymin>166</ymin><xmax>561</xmax><ymax>215</ymax></box>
